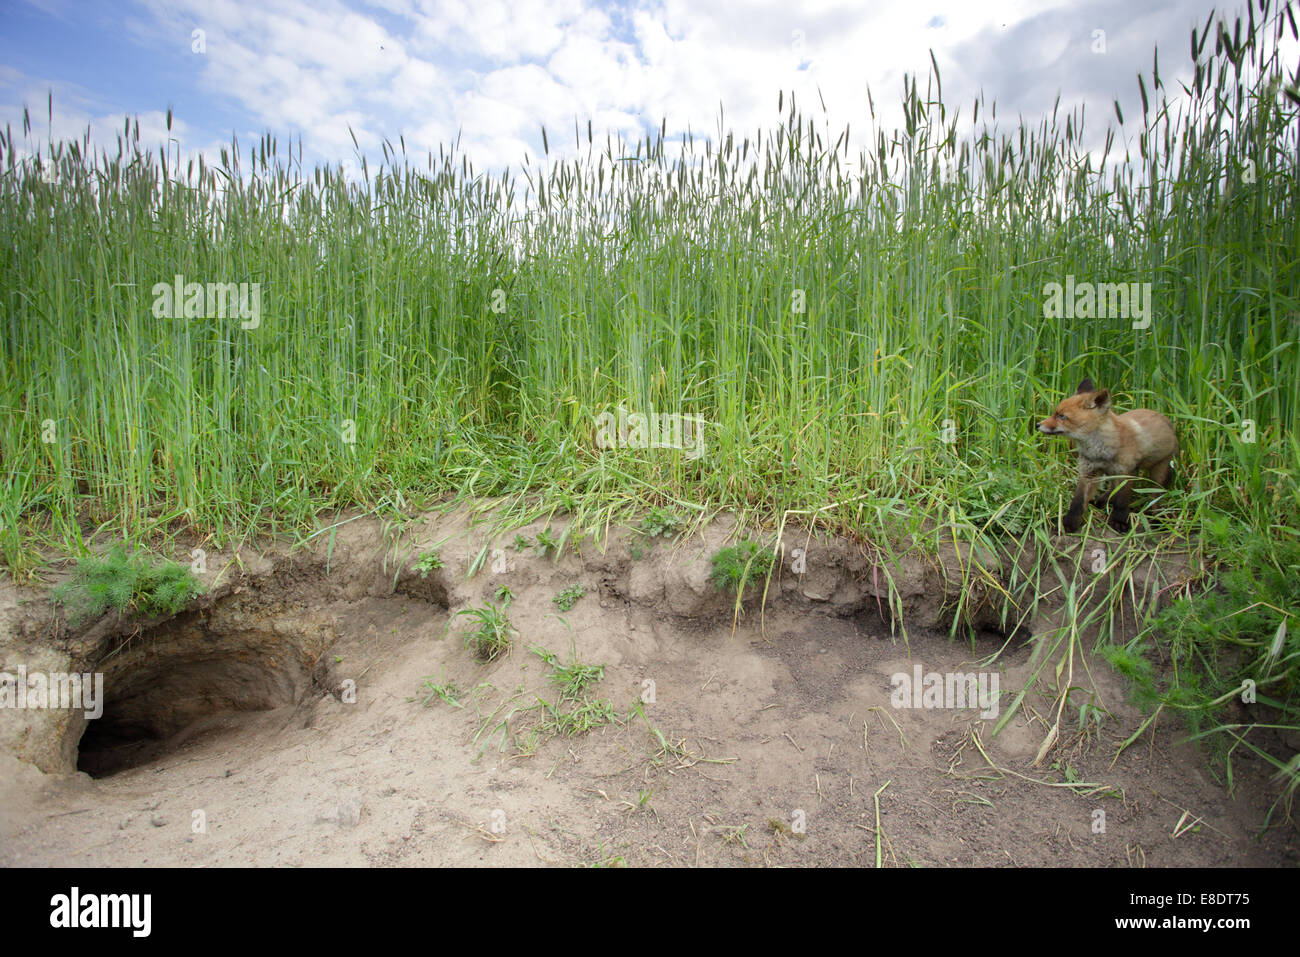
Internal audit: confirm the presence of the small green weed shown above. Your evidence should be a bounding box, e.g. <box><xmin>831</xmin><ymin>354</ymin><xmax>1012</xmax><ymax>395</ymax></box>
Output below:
<box><xmin>487</xmin><ymin>645</ymin><xmax>620</xmax><ymax>748</ymax></box>
<box><xmin>588</xmin><ymin>843</ymin><xmax>626</xmax><ymax>867</ymax></box>
<box><xmin>716</xmin><ymin>823</ymin><xmax>749</xmax><ymax>848</ymax></box>
<box><xmin>52</xmin><ymin>545</ymin><xmax>203</xmax><ymax>624</ymax></box>
<box><xmin>455</xmin><ymin>603</ymin><xmax>515</xmax><ymax>662</ymax></box>
<box><xmin>530</xmin><ymin>644</ymin><xmax>604</xmax><ymax>700</ymax></box>
<box><xmin>639</xmin><ymin>507</ymin><xmax>682</xmax><ymax>539</ymax></box>
<box><xmin>414</xmin><ymin>549</ymin><xmax>443</xmax><ymax>577</ymax></box>
<box><xmin>534</xmin><ymin>527</ymin><xmax>559</xmax><ymax>556</ymax></box>
<box><xmin>542</xmin><ymin>696</ymin><xmax>619</xmax><ymax>735</ymax></box>
<box><xmin>553</xmin><ymin>583</ymin><xmax>585</xmax><ymax>612</ymax></box>
<box><xmin>420</xmin><ymin>671</ymin><xmax>464</xmax><ymax>708</ymax></box>
<box><xmin>709</xmin><ymin>540</ymin><xmax>775</xmax><ymax>594</ymax></box>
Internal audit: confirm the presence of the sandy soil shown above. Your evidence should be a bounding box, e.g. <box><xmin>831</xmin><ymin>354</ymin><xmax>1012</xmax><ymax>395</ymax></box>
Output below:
<box><xmin>1</xmin><ymin>507</ymin><xmax>1295</xmax><ymax>867</ymax></box>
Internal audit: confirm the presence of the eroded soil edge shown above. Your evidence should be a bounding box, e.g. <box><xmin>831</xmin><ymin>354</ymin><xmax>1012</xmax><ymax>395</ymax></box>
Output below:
<box><xmin>0</xmin><ymin>508</ymin><xmax>1295</xmax><ymax>866</ymax></box>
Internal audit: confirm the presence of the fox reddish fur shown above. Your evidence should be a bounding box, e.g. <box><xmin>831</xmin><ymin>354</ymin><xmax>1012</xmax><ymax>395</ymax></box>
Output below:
<box><xmin>1038</xmin><ymin>378</ymin><xmax>1178</xmax><ymax>533</ymax></box>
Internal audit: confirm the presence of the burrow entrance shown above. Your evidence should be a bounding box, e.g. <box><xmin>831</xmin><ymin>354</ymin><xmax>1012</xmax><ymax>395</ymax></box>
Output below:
<box><xmin>75</xmin><ymin>601</ymin><xmax>337</xmax><ymax>778</ymax></box>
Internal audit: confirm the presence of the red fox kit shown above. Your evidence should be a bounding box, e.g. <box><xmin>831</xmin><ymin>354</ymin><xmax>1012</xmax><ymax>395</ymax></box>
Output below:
<box><xmin>1038</xmin><ymin>378</ymin><xmax>1178</xmax><ymax>533</ymax></box>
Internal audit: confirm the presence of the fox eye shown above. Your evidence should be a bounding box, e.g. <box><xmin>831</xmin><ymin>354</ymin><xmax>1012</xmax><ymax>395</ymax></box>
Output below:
<box><xmin>1058</xmin><ymin>412</ymin><xmax>1068</xmax><ymax>421</ymax></box>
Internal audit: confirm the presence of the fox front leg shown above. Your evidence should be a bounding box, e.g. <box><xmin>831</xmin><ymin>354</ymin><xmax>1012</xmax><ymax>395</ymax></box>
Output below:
<box><xmin>1063</xmin><ymin>475</ymin><xmax>1093</xmax><ymax>533</ymax></box>
<box><xmin>1107</xmin><ymin>478</ymin><xmax>1135</xmax><ymax>532</ymax></box>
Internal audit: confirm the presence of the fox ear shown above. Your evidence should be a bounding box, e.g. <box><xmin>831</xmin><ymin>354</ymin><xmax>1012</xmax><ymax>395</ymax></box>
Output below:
<box><xmin>1093</xmin><ymin>388</ymin><xmax>1111</xmax><ymax>409</ymax></box>
<box><xmin>1075</xmin><ymin>378</ymin><xmax>1095</xmax><ymax>394</ymax></box>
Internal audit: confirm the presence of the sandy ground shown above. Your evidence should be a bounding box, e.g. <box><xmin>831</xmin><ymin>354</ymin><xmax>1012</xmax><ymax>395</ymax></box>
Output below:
<box><xmin>1</xmin><ymin>508</ymin><xmax>1295</xmax><ymax>867</ymax></box>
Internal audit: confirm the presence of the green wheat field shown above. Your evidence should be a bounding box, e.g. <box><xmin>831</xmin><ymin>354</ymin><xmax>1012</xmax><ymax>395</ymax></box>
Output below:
<box><xmin>2</xmin><ymin>4</ymin><xmax>1298</xmax><ymax>799</ymax></box>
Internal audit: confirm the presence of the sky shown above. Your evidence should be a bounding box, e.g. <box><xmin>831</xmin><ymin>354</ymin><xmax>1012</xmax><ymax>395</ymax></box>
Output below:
<box><xmin>0</xmin><ymin>0</ymin><xmax>1278</xmax><ymax>179</ymax></box>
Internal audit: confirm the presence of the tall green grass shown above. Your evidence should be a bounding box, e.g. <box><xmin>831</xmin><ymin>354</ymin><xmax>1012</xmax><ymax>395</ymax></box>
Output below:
<box><xmin>2</xmin><ymin>8</ymin><xmax>1295</xmax><ymax>556</ymax></box>
<box><xmin>1</xmin><ymin>4</ymin><xmax>1297</xmax><ymax>789</ymax></box>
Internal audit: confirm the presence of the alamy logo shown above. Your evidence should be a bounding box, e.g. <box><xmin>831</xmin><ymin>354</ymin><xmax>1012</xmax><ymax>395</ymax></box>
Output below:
<box><xmin>49</xmin><ymin>887</ymin><xmax>151</xmax><ymax>937</ymax></box>
<box><xmin>151</xmin><ymin>273</ymin><xmax>261</xmax><ymax>329</ymax></box>
<box><xmin>0</xmin><ymin>666</ymin><xmax>103</xmax><ymax>719</ymax></box>
<box><xmin>1041</xmin><ymin>275</ymin><xmax>1152</xmax><ymax>329</ymax></box>
<box><xmin>890</xmin><ymin>664</ymin><xmax>1000</xmax><ymax>719</ymax></box>
<box><xmin>594</xmin><ymin>405</ymin><xmax>706</xmax><ymax>460</ymax></box>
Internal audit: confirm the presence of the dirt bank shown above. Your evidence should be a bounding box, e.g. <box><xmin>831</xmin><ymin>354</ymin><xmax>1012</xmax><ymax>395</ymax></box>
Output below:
<box><xmin>1</xmin><ymin>507</ymin><xmax>1294</xmax><ymax>866</ymax></box>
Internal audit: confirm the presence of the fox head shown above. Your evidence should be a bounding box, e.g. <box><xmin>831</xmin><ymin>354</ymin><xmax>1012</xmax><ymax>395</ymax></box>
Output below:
<box><xmin>1038</xmin><ymin>378</ymin><xmax>1111</xmax><ymax>436</ymax></box>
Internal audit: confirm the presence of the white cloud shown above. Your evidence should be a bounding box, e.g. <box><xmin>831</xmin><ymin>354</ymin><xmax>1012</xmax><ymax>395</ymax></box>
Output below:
<box><xmin>4</xmin><ymin>0</ymin><xmax>1256</xmax><ymax>183</ymax></box>
<box><xmin>410</xmin><ymin>0</ymin><xmax>584</xmax><ymax>63</ymax></box>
